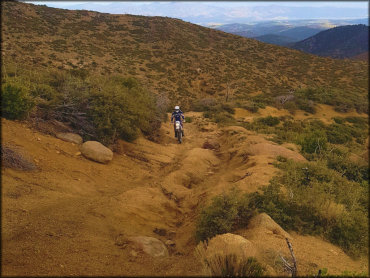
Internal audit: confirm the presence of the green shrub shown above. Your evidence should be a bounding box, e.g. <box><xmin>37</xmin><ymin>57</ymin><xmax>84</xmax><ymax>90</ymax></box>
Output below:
<box><xmin>30</xmin><ymin>83</ymin><xmax>57</xmax><ymax>101</ymax></box>
<box><xmin>192</xmin><ymin>98</ymin><xmax>217</xmax><ymax>112</ymax></box>
<box><xmin>69</xmin><ymin>68</ymin><xmax>89</xmax><ymax>80</ymax></box>
<box><xmin>248</xmin><ymin>159</ymin><xmax>368</xmax><ymax>257</ymax></box>
<box><xmin>220</xmin><ymin>103</ymin><xmax>235</xmax><ymax>114</ymax></box>
<box><xmin>185</xmin><ymin>116</ymin><xmax>192</xmax><ymax>123</ymax></box>
<box><xmin>284</xmin><ymin>101</ymin><xmax>298</xmax><ymax>114</ymax></box>
<box><xmin>195</xmin><ymin>188</ymin><xmax>256</xmax><ymax>242</ymax></box>
<box><xmin>1</xmin><ymin>63</ymin><xmax>165</xmax><ymax>146</ymax></box>
<box><xmin>296</xmin><ymin>98</ymin><xmax>316</xmax><ymax>114</ymax></box>
<box><xmin>258</xmin><ymin>116</ymin><xmax>280</xmax><ymax>126</ymax></box>
<box><xmin>298</xmin><ymin>129</ymin><xmax>327</xmax><ymax>154</ymax></box>
<box><xmin>344</xmin><ymin>116</ymin><xmax>368</xmax><ymax>126</ymax></box>
<box><xmin>326</xmin><ymin>124</ymin><xmax>353</xmax><ymax>144</ymax></box>
<box><xmin>196</xmin><ymin>101</ymin><xmax>236</xmax><ymax>125</ymax></box>
<box><xmin>214</xmin><ymin>112</ymin><xmax>235</xmax><ymax>125</ymax></box>
<box><xmin>329</xmin><ymin>211</ymin><xmax>368</xmax><ymax>257</ymax></box>
<box><xmin>332</xmin><ymin>117</ymin><xmax>345</xmax><ymax>124</ymax></box>
<box><xmin>326</xmin><ymin>149</ymin><xmax>368</xmax><ymax>184</ymax></box>
<box><xmin>238</xmin><ymin>101</ymin><xmax>260</xmax><ymax>113</ymax></box>
<box><xmin>1</xmin><ymin>83</ymin><xmax>34</xmax><ymax>120</ymax></box>
<box><xmin>88</xmin><ymin>75</ymin><xmax>157</xmax><ymax>144</ymax></box>
<box><xmin>195</xmin><ymin>191</ymin><xmax>239</xmax><ymax>242</ymax></box>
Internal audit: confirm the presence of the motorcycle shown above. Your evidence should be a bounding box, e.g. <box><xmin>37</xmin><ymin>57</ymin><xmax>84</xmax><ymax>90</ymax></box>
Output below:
<box><xmin>174</xmin><ymin>120</ymin><xmax>184</xmax><ymax>144</ymax></box>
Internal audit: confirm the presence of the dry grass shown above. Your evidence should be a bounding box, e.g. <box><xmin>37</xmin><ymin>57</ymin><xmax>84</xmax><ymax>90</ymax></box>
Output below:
<box><xmin>195</xmin><ymin>241</ymin><xmax>265</xmax><ymax>277</ymax></box>
<box><xmin>1</xmin><ymin>145</ymin><xmax>36</xmax><ymax>171</ymax></box>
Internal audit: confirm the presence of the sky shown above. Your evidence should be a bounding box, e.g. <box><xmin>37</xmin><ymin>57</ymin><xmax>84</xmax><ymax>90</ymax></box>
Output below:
<box><xmin>29</xmin><ymin>1</ymin><xmax>369</xmax><ymax>9</ymax></box>
<box><xmin>26</xmin><ymin>1</ymin><xmax>369</xmax><ymax>24</ymax></box>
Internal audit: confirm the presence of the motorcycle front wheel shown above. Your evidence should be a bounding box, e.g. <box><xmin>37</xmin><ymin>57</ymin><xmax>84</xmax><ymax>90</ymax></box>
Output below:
<box><xmin>177</xmin><ymin>129</ymin><xmax>182</xmax><ymax>144</ymax></box>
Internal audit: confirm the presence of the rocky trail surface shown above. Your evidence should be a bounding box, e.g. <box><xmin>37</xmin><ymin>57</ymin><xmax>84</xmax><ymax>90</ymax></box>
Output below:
<box><xmin>2</xmin><ymin>112</ymin><xmax>367</xmax><ymax>276</ymax></box>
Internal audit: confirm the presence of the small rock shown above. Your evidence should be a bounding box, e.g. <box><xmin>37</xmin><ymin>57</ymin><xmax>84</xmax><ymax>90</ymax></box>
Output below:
<box><xmin>75</xmin><ymin>152</ymin><xmax>81</xmax><ymax>156</ymax></box>
<box><xmin>56</xmin><ymin>151</ymin><xmax>60</xmax><ymax>154</ymax></box>
<box><xmin>165</xmin><ymin>240</ymin><xmax>175</xmax><ymax>247</ymax></box>
<box><xmin>80</xmin><ymin>141</ymin><xmax>113</xmax><ymax>164</ymax></box>
<box><xmin>130</xmin><ymin>250</ymin><xmax>138</xmax><ymax>257</ymax></box>
<box><xmin>56</xmin><ymin>133</ymin><xmax>83</xmax><ymax>145</ymax></box>
<box><xmin>34</xmin><ymin>159</ymin><xmax>39</xmax><ymax>163</ymax></box>
<box><xmin>37</xmin><ymin>137</ymin><xmax>41</xmax><ymax>141</ymax></box>
<box><xmin>115</xmin><ymin>234</ymin><xmax>128</xmax><ymax>247</ymax></box>
<box><xmin>128</xmin><ymin>236</ymin><xmax>168</xmax><ymax>257</ymax></box>
<box><xmin>153</xmin><ymin>228</ymin><xmax>167</xmax><ymax>236</ymax></box>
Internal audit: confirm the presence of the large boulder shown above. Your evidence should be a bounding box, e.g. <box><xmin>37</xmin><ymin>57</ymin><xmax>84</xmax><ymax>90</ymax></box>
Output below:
<box><xmin>128</xmin><ymin>236</ymin><xmax>168</xmax><ymax>257</ymax></box>
<box><xmin>204</xmin><ymin>233</ymin><xmax>257</xmax><ymax>259</ymax></box>
<box><xmin>56</xmin><ymin>132</ymin><xmax>83</xmax><ymax>144</ymax></box>
<box><xmin>247</xmin><ymin>213</ymin><xmax>291</xmax><ymax>239</ymax></box>
<box><xmin>80</xmin><ymin>141</ymin><xmax>113</xmax><ymax>164</ymax></box>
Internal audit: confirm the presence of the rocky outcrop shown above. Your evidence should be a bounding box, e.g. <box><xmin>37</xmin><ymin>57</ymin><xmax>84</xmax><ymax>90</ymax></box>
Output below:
<box><xmin>56</xmin><ymin>132</ymin><xmax>83</xmax><ymax>144</ymax></box>
<box><xmin>246</xmin><ymin>142</ymin><xmax>306</xmax><ymax>162</ymax></box>
<box><xmin>80</xmin><ymin>141</ymin><xmax>113</xmax><ymax>164</ymax></box>
<box><xmin>247</xmin><ymin>213</ymin><xmax>291</xmax><ymax>239</ymax></box>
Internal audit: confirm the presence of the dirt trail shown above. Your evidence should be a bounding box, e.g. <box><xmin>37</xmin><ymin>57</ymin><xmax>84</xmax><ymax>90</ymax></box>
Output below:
<box><xmin>1</xmin><ymin>112</ymin><xmax>368</xmax><ymax>276</ymax></box>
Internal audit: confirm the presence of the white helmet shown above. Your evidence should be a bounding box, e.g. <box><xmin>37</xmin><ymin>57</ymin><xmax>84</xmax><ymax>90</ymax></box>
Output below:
<box><xmin>174</xmin><ymin>106</ymin><xmax>180</xmax><ymax>110</ymax></box>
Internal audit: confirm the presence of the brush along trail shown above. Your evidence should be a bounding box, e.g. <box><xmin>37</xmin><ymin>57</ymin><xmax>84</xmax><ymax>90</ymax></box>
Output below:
<box><xmin>1</xmin><ymin>112</ymin><xmax>367</xmax><ymax>276</ymax></box>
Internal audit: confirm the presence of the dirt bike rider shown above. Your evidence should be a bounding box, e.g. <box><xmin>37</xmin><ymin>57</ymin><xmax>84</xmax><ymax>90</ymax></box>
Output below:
<box><xmin>171</xmin><ymin>106</ymin><xmax>185</xmax><ymax>137</ymax></box>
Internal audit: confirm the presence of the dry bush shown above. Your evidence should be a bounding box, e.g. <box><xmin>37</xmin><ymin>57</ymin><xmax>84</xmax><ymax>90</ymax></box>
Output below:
<box><xmin>1</xmin><ymin>145</ymin><xmax>36</xmax><ymax>171</ymax></box>
<box><xmin>195</xmin><ymin>241</ymin><xmax>265</xmax><ymax>277</ymax></box>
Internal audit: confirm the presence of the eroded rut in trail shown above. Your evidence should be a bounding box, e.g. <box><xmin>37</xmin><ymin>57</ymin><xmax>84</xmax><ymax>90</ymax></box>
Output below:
<box><xmin>2</xmin><ymin>113</ymin><xmax>367</xmax><ymax>276</ymax></box>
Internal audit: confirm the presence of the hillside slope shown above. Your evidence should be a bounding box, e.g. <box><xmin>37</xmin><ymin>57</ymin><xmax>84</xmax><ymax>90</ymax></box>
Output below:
<box><xmin>1</xmin><ymin>1</ymin><xmax>368</xmax><ymax>109</ymax></box>
<box><xmin>292</xmin><ymin>24</ymin><xmax>369</xmax><ymax>59</ymax></box>
<box><xmin>2</xmin><ymin>114</ymin><xmax>368</xmax><ymax>276</ymax></box>
<box><xmin>253</xmin><ymin>34</ymin><xmax>296</xmax><ymax>46</ymax></box>
<box><xmin>278</xmin><ymin>26</ymin><xmax>324</xmax><ymax>41</ymax></box>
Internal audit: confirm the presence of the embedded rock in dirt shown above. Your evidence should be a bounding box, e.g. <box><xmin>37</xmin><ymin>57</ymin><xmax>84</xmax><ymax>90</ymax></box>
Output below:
<box><xmin>56</xmin><ymin>132</ymin><xmax>83</xmax><ymax>144</ymax></box>
<box><xmin>247</xmin><ymin>213</ymin><xmax>291</xmax><ymax>239</ymax></box>
<box><xmin>202</xmin><ymin>139</ymin><xmax>220</xmax><ymax>151</ymax></box>
<box><xmin>205</xmin><ymin>233</ymin><xmax>257</xmax><ymax>259</ymax></box>
<box><xmin>80</xmin><ymin>141</ymin><xmax>113</xmax><ymax>164</ymax></box>
<box><xmin>246</xmin><ymin>142</ymin><xmax>306</xmax><ymax>162</ymax></box>
<box><xmin>128</xmin><ymin>236</ymin><xmax>169</xmax><ymax>257</ymax></box>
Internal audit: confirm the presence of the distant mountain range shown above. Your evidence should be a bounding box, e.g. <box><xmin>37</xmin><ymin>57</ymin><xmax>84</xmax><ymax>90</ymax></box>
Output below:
<box><xmin>215</xmin><ymin>19</ymin><xmax>369</xmax><ymax>49</ymax></box>
<box><xmin>252</xmin><ymin>34</ymin><xmax>297</xmax><ymax>47</ymax></box>
<box><xmin>292</xmin><ymin>24</ymin><xmax>369</xmax><ymax>59</ymax></box>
